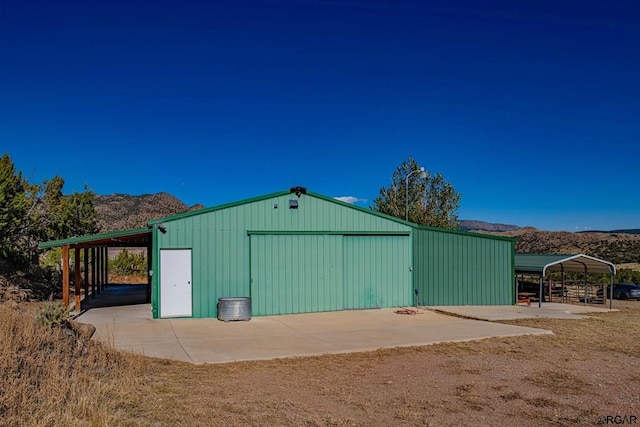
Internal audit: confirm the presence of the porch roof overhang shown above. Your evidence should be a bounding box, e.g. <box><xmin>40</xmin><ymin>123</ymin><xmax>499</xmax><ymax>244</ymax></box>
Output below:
<box><xmin>38</xmin><ymin>227</ymin><xmax>151</xmax><ymax>249</ymax></box>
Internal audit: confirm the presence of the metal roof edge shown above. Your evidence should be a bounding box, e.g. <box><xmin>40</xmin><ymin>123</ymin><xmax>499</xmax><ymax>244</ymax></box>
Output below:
<box><xmin>147</xmin><ymin>190</ymin><xmax>292</xmax><ymax>225</ymax></box>
<box><xmin>414</xmin><ymin>224</ymin><xmax>517</xmax><ymax>242</ymax></box>
<box><xmin>578</xmin><ymin>253</ymin><xmax>617</xmax><ymax>274</ymax></box>
<box><xmin>516</xmin><ymin>253</ymin><xmax>577</xmax><ymax>257</ymax></box>
<box><xmin>305</xmin><ymin>190</ymin><xmax>414</xmax><ymax>228</ymax></box>
<box><xmin>541</xmin><ymin>253</ymin><xmax>616</xmax><ymax>276</ymax></box>
<box><xmin>145</xmin><ymin>188</ymin><xmax>515</xmax><ymax>243</ymax></box>
<box><xmin>38</xmin><ymin>227</ymin><xmax>150</xmax><ymax>249</ymax></box>
<box><xmin>306</xmin><ymin>191</ymin><xmax>515</xmax><ymax>242</ymax></box>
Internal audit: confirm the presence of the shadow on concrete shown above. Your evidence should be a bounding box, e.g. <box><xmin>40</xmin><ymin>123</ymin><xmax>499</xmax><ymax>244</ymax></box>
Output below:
<box><xmin>81</xmin><ymin>284</ymin><xmax>149</xmax><ymax>310</ymax></box>
<box><xmin>428</xmin><ymin>303</ymin><xmax>616</xmax><ymax>321</ymax></box>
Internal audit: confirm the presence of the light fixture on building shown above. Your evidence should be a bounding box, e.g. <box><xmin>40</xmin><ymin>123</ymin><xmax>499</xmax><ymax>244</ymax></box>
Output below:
<box><xmin>405</xmin><ymin>166</ymin><xmax>427</xmax><ymax>221</ymax></box>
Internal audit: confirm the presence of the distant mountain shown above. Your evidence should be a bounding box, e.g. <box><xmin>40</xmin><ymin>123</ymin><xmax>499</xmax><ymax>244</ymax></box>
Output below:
<box><xmin>93</xmin><ymin>193</ymin><xmax>640</xmax><ymax>266</ymax></box>
<box><xmin>94</xmin><ymin>193</ymin><xmax>204</xmax><ymax>233</ymax></box>
<box><xmin>577</xmin><ymin>229</ymin><xmax>640</xmax><ymax>235</ymax></box>
<box><xmin>479</xmin><ymin>228</ymin><xmax>640</xmax><ymax>265</ymax></box>
<box><xmin>459</xmin><ymin>220</ymin><xmax>521</xmax><ymax>232</ymax></box>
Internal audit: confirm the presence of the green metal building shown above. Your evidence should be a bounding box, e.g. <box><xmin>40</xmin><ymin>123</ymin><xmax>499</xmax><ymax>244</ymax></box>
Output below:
<box><xmin>145</xmin><ymin>188</ymin><xmax>515</xmax><ymax>319</ymax></box>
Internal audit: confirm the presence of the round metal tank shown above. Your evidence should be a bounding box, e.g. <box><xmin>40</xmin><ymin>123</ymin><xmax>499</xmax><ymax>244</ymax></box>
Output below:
<box><xmin>217</xmin><ymin>297</ymin><xmax>252</xmax><ymax>322</ymax></box>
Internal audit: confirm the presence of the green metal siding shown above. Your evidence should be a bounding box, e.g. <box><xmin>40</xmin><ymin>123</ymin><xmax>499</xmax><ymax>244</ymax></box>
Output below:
<box><xmin>153</xmin><ymin>192</ymin><xmax>412</xmax><ymax>318</ymax></box>
<box><xmin>413</xmin><ymin>229</ymin><xmax>514</xmax><ymax>306</ymax></box>
<box><xmin>151</xmin><ymin>189</ymin><xmax>514</xmax><ymax>318</ymax></box>
<box><xmin>343</xmin><ymin>235</ymin><xmax>411</xmax><ymax>309</ymax></box>
<box><xmin>251</xmin><ymin>235</ymin><xmax>343</xmax><ymax>315</ymax></box>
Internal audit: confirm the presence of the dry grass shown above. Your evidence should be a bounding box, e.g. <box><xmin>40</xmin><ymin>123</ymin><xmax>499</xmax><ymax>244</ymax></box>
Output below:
<box><xmin>2</xmin><ymin>301</ymin><xmax>640</xmax><ymax>426</ymax></box>
<box><xmin>0</xmin><ymin>302</ymin><xmax>150</xmax><ymax>427</ymax></box>
<box><xmin>618</xmin><ymin>262</ymin><xmax>640</xmax><ymax>272</ymax></box>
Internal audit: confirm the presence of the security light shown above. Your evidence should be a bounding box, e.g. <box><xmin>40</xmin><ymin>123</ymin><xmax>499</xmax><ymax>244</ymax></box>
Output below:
<box><xmin>405</xmin><ymin>165</ymin><xmax>427</xmax><ymax>221</ymax></box>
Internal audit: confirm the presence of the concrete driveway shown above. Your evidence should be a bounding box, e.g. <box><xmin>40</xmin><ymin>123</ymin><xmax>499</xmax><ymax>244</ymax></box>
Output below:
<box><xmin>77</xmin><ymin>304</ymin><xmax>551</xmax><ymax>364</ymax></box>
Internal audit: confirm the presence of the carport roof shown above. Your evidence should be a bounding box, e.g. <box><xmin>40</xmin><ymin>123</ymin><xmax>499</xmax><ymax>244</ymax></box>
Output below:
<box><xmin>515</xmin><ymin>253</ymin><xmax>616</xmax><ymax>276</ymax></box>
<box><xmin>38</xmin><ymin>227</ymin><xmax>151</xmax><ymax>249</ymax></box>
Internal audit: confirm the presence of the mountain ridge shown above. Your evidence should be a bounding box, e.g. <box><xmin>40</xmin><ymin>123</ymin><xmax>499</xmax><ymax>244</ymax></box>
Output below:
<box><xmin>94</xmin><ymin>193</ymin><xmax>203</xmax><ymax>232</ymax></box>
<box><xmin>458</xmin><ymin>219</ymin><xmax>521</xmax><ymax>232</ymax></box>
<box><xmin>93</xmin><ymin>192</ymin><xmax>639</xmax><ymax>265</ymax></box>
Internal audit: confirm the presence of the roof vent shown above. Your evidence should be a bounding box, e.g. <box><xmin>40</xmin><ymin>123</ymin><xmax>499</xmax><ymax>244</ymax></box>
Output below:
<box><xmin>290</xmin><ymin>186</ymin><xmax>307</xmax><ymax>197</ymax></box>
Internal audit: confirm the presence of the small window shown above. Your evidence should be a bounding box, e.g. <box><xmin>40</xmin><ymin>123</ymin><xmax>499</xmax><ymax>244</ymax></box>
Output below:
<box><xmin>289</xmin><ymin>199</ymin><xmax>298</xmax><ymax>209</ymax></box>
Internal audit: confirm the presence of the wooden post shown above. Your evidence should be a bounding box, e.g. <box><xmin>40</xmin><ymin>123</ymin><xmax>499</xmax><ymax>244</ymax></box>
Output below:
<box><xmin>146</xmin><ymin>244</ymin><xmax>152</xmax><ymax>303</ymax></box>
<box><xmin>100</xmin><ymin>247</ymin><xmax>105</xmax><ymax>290</ymax></box>
<box><xmin>91</xmin><ymin>247</ymin><xmax>96</xmax><ymax>297</ymax></box>
<box><xmin>96</xmin><ymin>247</ymin><xmax>101</xmax><ymax>294</ymax></box>
<box><xmin>74</xmin><ymin>248</ymin><xmax>81</xmax><ymax>311</ymax></box>
<box><xmin>83</xmin><ymin>248</ymin><xmax>89</xmax><ymax>301</ymax></box>
<box><xmin>62</xmin><ymin>245</ymin><xmax>70</xmax><ymax>307</ymax></box>
<box><xmin>104</xmin><ymin>247</ymin><xmax>109</xmax><ymax>287</ymax></box>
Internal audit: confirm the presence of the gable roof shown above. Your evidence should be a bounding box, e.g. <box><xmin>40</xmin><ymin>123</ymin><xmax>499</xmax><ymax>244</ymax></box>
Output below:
<box><xmin>147</xmin><ymin>188</ymin><xmax>515</xmax><ymax>242</ymax></box>
<box><xmin>38</xmin><ymin>188</ymin><xmax>516</xmax><ymax>249</ymax></box>
<box><xmin>515</xmin><ymin>253</ymin><xmax>616</xmax><ymax>275</ymax></box>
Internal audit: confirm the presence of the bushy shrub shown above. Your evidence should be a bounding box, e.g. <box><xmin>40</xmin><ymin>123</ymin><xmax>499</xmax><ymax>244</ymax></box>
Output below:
<box><xmin>35</xmin><ymin>302</ymin><xmax>70</xmax><ymax>329</ymax></box>
<box><xmin>616</xmin><ymin>268</ymin><xmax>640</xmax><ymax>284</ymax></box>
<box><xmin>0</xmin><ymin>262</ymin><xmax>60</xmax><ymax>302</ymax></box>
<box><xmin>109</xmin><ymin>249</ymin><xmax>147</xmax><ymax>277</ymax></box>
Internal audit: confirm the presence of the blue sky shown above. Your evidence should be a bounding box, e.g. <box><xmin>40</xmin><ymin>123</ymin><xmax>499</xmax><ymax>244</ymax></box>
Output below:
<box><xmin>1</xmin><ymin>0</ymin><xmax>638</xmax><ymax>231</ymax></box>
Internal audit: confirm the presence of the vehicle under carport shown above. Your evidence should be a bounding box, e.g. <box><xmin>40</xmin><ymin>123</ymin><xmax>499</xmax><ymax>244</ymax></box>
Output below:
<box><xmin>515</xmin><ymin>253</ymin><xmax>617</xmax><ymax>309</ymax></box>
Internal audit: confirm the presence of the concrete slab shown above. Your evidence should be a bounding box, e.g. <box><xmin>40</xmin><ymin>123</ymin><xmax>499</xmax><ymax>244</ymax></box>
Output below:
<box><xmin>76</xmin><ymin>305</ymin><xmax>552</xmax><ymax>364</ymax></box>
<box><xmin>428</xmin><ymin>302</ymin><xmax>617</xmax><ymax>321</ymax></box>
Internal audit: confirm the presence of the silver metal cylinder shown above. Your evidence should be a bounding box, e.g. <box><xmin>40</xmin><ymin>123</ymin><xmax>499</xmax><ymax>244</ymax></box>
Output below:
<box><xmin>217</xmin><ymin>297</ymin><xmax>252</xmax><ymax>321</ymax></box>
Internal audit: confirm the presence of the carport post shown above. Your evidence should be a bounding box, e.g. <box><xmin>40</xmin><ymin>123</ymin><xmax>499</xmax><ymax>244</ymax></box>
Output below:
<box><xmin>104</xmin><ymin>247</ymin><xmax>109</xmax><ymax>287</ymax></box>
<box><xmin>538</xmin><ymin>276</ymin><xmax>543</xmax><ymax>308</ymax></box>
<box><xmin>146</xmin><ymin>244</ymin><xmax>152</xmax><ymax>303</ymax></box>
<box><xmin>561</xmin><ymin>267</ymin><xmax>565</xmax><ymax>303</ymax></box>
<box><xmin>103</xmin><ymin>246</ymin><xmax>107</xmax><ymax>289</ymax></box>
<box><xmin>100</xmin><ymin>247</ymin><xmax>105</xmax><ymax>289</ymax></box>
<box><xmin>583</xmin><ymin>264</ymin><xmax>588</xmax><ymax>306</ymax></box>
<box><xmin>62</xmin><ymin>245</ymin><xmax>69</xmax><ymax>307</ymax></box>
<box><xmin>83</xmin><ymin>248</ymin><xmax>89</xmax><ymax>301</ymax></box>
<box><xmin>74</xmin><ymin>248</ymin><xmax>81</xmax><ymax>311</ymax></box>
<box><xmin>96</xmin><ymin>247</ymin><xmax>101</xmax><ymax>294</ymax></box>
<box><xmin>91</xmin><ymin>247</ymin><xmax>97</xmax><ymax>296</ymax></box>
<box><xmin>609</xmin><ymin>273</ymin><xmax>614</xmax><ymax>310</ymax></box>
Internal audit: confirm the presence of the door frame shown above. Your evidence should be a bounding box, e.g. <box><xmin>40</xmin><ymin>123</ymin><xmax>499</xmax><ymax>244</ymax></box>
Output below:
<box><xmin>159</xmin><ymin>248</ymin><xmax>193</xmax><ymax>318</ymax></box>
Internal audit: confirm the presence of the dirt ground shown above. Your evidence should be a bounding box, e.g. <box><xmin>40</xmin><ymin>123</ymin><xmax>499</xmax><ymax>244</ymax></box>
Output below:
<box><xmin>117</xmin><ymin>301</ymin><xmax>640</xmax><ymax>426</ymax></box>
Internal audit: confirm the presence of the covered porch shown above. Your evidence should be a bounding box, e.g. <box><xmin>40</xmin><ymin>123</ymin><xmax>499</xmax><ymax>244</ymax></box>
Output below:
<box><xmin>38</xmin><ymin>228</ymin><xmax>152</xmax><ymax>312</ymax></box>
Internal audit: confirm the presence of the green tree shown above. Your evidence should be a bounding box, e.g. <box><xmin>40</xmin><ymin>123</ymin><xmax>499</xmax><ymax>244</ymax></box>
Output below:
<box><xmin>109</xmin><ymin>249</ymin><xmax>147</xmax><ymax>277</ymax></box>
<box><xmin>0</xmin><ymin>153</ymin><xmax>99</xmax><ymax>266</ymax></box>
<box><xmin>0</xmin><ymin>153</ymin><xmax>28</xmax><ymax>261</ymax></box>
<box><xmin>372</xmin><ymin>156</ymin><xmax>461</xmax><ymax>229</ymax></box>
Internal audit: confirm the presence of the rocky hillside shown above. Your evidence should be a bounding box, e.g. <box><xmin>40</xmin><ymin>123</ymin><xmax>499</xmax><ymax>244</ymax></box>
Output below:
<box><xmin>459</xmin><ymin>220</ymin><xmax>520</xmax><ymax>232</ymax></box>
<box><xmin>94</xmin><ymin>193</ymin><xmax>204</xmax><ymax>232</ymax></box>
<box><xmin>481</xmin><ymin>228</ymin><xmax>640</xmax><ymax>264</ymax></box>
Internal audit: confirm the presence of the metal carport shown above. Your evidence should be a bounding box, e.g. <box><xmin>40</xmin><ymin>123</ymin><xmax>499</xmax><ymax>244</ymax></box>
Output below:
<box><xmin>515</xmin><ymin>254</ymin><xmax>617</xmax><ymax>308</ymax></box>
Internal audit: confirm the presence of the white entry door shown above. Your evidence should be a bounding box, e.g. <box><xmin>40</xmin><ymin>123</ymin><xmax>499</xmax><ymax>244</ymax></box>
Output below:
<box><xmin>160</xmin><ymin>249</ymin><xmax>192</xmax><ymax>318</ymax></box>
